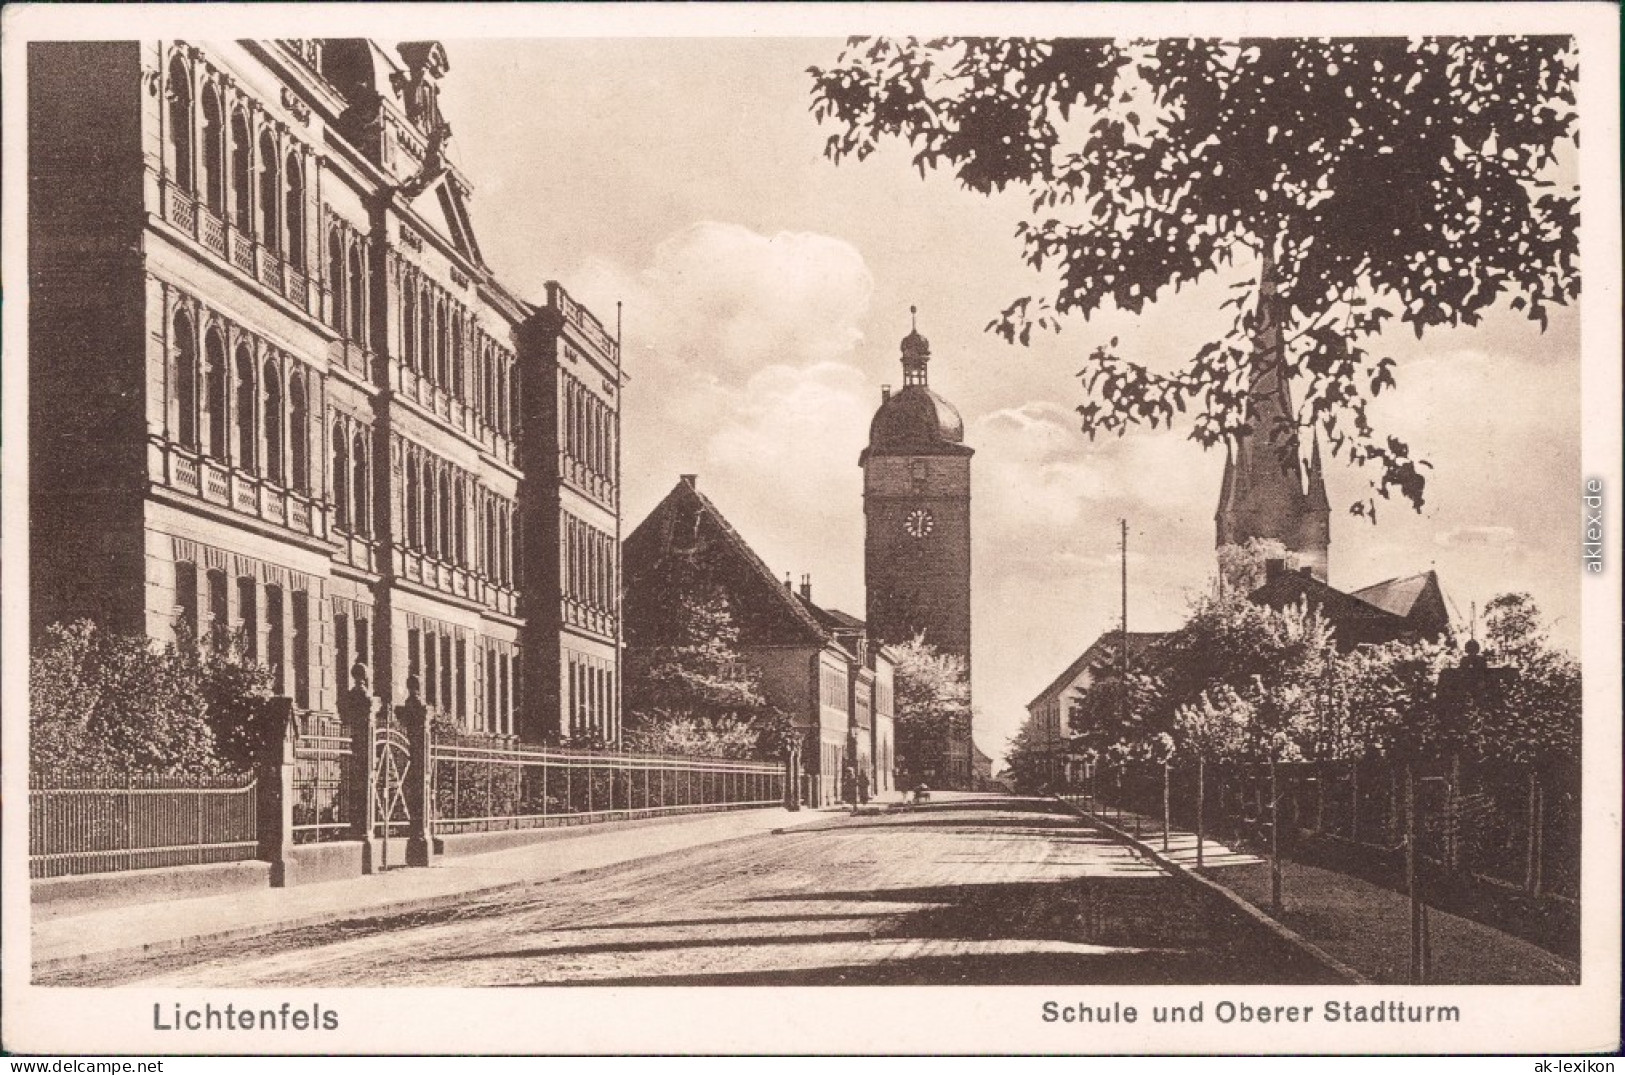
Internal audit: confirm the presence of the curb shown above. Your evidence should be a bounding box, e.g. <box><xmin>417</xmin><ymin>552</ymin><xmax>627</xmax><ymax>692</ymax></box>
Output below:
<box><xmin>1051</xmin><ymin>796</ymin><xmax>1371</xmax><ymax>985</ymax></box>
<box><xmin>34</xmin><ymin>811</ymin><xmax>826</xmax><ymax>979</ymax></box>
<box><xmin>32</xmin><ymin>877</ymin><xmax>542</xmax><ymax>979</ymax></box>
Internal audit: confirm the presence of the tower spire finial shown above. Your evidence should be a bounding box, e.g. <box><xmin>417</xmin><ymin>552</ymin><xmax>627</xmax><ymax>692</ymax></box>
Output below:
<box><xmin>910</xmin><ymin>305</ymin><xmax>918</xmax><ymax>332</ymax></box>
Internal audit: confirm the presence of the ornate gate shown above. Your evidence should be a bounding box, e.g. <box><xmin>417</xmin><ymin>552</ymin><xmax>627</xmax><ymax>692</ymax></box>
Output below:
<box><xmin>372</xmin><ymin>717</ymin><xmax>412</xmax><ymax>870</ymax></box>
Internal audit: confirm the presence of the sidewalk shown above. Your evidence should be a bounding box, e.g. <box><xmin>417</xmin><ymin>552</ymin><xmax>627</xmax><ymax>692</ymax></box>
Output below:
<box><xmin>32</xmin><ymin>805</ymin><xmax>828</xmax><ymax>974</ymax></box>
<box><xmin>1064</xmin><ymin>799</ymin><xmax>1578</xmax><ymax>985</ymax></box>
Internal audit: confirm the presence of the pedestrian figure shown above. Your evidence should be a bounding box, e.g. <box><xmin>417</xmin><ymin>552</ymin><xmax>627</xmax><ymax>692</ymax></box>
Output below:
<box><xmin>856</xmin><ymin>768</ymin><xmax>870</xmax><ymax>805</ymax></box>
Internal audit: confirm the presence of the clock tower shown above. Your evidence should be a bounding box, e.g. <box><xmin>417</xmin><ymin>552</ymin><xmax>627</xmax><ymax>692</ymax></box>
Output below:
<box><xmin>861</xmin><ymin>310</ymin><xmax>975</xmax><ymax>787</ymax></box>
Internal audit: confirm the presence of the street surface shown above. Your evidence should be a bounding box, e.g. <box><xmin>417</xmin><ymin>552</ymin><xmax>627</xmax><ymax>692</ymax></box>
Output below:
<box><xmin>45</xmin><ymin>794</ymin><xmax>1336</xmax><ymax>986</ymax></box>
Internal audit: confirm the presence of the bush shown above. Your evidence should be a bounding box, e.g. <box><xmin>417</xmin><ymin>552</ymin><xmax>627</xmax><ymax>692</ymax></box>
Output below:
<box><xmin>30</xmin><ymin>620</ymin><xmax>275</xmax><ymax>780</ymax></box>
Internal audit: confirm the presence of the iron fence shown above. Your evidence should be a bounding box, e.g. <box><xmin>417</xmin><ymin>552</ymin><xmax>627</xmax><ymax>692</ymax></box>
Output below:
<box><xmin>1069</xmin><ymin>755</ymin><xmax>1579</xmax><ymax>900</ymax></box>
<box><xmin>29</xmin><ymin>771</ymin><xmax>258</xmax><ymax>879</ymax></box>
<box><xmin>430</xmin><ymin>739</ymin><xmax>786</xmax><ymax>834</ymax></box>
<box><xmin>293</xmin><ymin>711</ymin><xmax>359</xmax><ymax>844</ymax></box>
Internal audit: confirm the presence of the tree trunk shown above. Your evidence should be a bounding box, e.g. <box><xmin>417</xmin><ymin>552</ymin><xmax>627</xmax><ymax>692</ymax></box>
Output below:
<box><xmin>1349</xmin><ymin>760</ymin><xmax>1359</xmax><ymax>844</ymax></box>
<box><xmin>1446</xmin><ymin>751</ymin><xmax>1461</xmax><ymax>872</ymax></box>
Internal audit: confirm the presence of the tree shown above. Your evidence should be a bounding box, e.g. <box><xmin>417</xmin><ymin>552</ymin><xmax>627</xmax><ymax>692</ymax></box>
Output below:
<box><xmin>889</xmin><ymin>635</ymin><xmax>972</xmax><ymax>780</ymax></box>
<box><xmin>1003</xmin><ymin>716</ymin><xmax>1054</xmax><ymax>795</ymax></box>
<box><xmin>810</xmin><ymin>37</ymin><xmax>1578</xmax><ymax>514</ymax></box>
<box><xmin>1473</xmin><ymin>593</ymin><xmax>1579</xmax><ymax>766</ymax></box>
<box><xmin>622</xmin><ymin>587</ymin><xmax>787</xmax><ymax>759</ymax></box>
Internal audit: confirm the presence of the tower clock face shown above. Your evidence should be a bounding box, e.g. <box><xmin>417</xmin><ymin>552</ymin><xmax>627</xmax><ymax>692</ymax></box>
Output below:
<box><xmin>904</xmin><ymin>508</ymin><xmax>935</xmax><ymax>539</ymax></box>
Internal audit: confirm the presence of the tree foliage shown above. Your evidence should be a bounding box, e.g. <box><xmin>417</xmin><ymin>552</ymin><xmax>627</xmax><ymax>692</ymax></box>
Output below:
<box><xmin>622</xmin><ymin>587</ymin><xmax>789</xmax><ymax>759</ymax></box>
<box><xmin>1003</xmin><ymin>717</ymin><xmax>1054</xmax><ymax>794</ymax></box>
<box><xmin>30</xmin><ymin>620</ymin><xmax>274</xmax><ymax>778</ymax></box>
<box><xmin>889</xmin><ymin>635</ymin><xmax>972</xmax><ymax>775</ymax></box>
<box><xmin>810</xmin><ymin>36</ymin><xmax>1578</xmax><ymax>515</ymax></box>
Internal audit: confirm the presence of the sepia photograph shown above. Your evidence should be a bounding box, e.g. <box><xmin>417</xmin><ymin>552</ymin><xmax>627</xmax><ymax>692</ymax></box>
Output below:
<box><xmin>2</xmin><ymin>1</ymin><xmax>1619</xmax><ymax>1057</ymax></box>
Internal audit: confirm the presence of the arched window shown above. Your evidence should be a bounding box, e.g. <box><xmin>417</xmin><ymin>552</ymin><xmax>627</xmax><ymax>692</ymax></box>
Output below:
<box><xmin>328</xmin><ymin>230</ymin><xmax>346</xmax><ymax>332</ymax></box>
<box><xmin>352</xmin><ymin>431</ymin><xmax>369</xmax><ymax>536</ymax></box>
<box><xmin>262</xmin><ymin>358</ymin><xmax>283</xmax><ymax>484</ymax></box>
<box><xmin>485</xmin><ymin>501</ymin><xmax>496</xmax><ymax>577</ymax></box>
<box><xmin>347</xmin><ymin>245</ymin><xmax>365</xmax><ymax>346</ymax></box>
<box><xmin>283</xmin><ymin>153</ymin><xmax>304</xmax><ymax>271</ymax></box>
<box><xmin>424</xmin><ymin>463</ymin><xmax>440</xmax><ymax>559</ymax></box>
<box><xmin>437</xmin><ymin>471</ymin><xmax>451</xmax><ymax>564</ymax></box>
<box><xmin>482</xmin><ymin>347</ymin><xmax>494</xmax><ymax>421</ymax></box>
<box><xmin>332</xmin><ymin>423</ymin><xmax>349</xmax><ymax>530</ymax></box>
<box><xmin>435</xmin><ymin>301</ymin><xmax>449</xmax><ymax>387</ymax></box>
<box><xmin>200</xmin><ymin>85</ymin><xmax>225</xmax><ymax>215</ymax></box>
<box><xmin>496</xmin><ymin>362</ymin><xmax>508</xmax><ymax>436</ymax></box>
<box><xmin>257</xmin><ymin>130</ymin><xmax>279</xmax><ymax>252</ymax></box>
<box><xmin>451</xmin><ymin>315</ymin><xmax>465</xmax><ymax>399</ymax></box>
<box><xmin>497</xmin><ymin>507</ymin><xmax>509</xmax><ymax>586</ymax></box>
<box><xmin>289</xmin><ymin>372</ymin><xmax>308</xmax><ymax>494</ymax></box>
<box><xmin>454</xmin><ymin>477</ymin><xmax>467</xmax><ymax>565</ymax></box>
<box><xmin>166</xmin><ymin>55</ymin><xmax>193</xmax><ymax>193</ymax></box>
<box><xmin>402</xmin><ymin>281</ymin><xmax>418</xmax><ymax>371</ymax></box>
<box><xmin>233</xmin><ymin>344</ymin><xmax>256</xmax><ymax>471</ymax></box>
<box><xmin>417</xmin><ymin>286</ymin><xmax>434</xmax><ymax>379</ymax></box>
<box><xmin>172</xmin><ymin>309</ymin><xmax>198</xmax><ymax>450</ymax></box>
<box><xmin>229</xmin><ymin>109</ymin><xmax>252</xmax><ymax>233</ymax></box>
<box><xmin>405</xmin><ymin>453</ymin><xmax>420</xmax><ymax>549</ymax></box>
<box><xmin>204</xmin><ymin>327</ymin><xmax>227</xmax><ymax>460</ymax></box>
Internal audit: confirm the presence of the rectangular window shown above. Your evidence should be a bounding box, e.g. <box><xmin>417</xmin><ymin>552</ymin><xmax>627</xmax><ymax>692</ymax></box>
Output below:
<box><xmin>440</xmin><ymin>635</ymin><xmax>454</xmax><ymax>712</ymax></box>
<box><xmin>292</xmin><ymin>591</ymin><xmax>310</xmax><ymax>709</ymax></box>
<box><xmin>488</xmin><ymin>649</ymin><xmax>499</xmax><ymax>733</ymax></box>
<box><xmin>207</xmin><ymin>570</ymin><xmax>229</xmax><ymax>648</ymax></box>
<box><xmin>355</xmin><ymin>616</ymin><xmax>370</xmax><ymax>667</ymax></box>
<box><xmin>334</xmin><ymin>613</ymin><xmax>350</xmax><ymax>695</ymax></box>
<box><xmin>237</xmin><ymin>576</ymin><xmax>258</xmax><ymax>662</ymax></box>
<box><xmin>266</xmin><ymin>585</ymin><xmax>286</xmax><ymax>695</ymax></box>
<box><xmin>174</xmin><ymin>561</ymin><xmax>199</xmax><ymax>642</ymax></box>
<box><xmin>408</xmin><ymin>628</ymin><xmax>421</xmax><ymax>684</ymax></box>
<box><xmin>424</xmin><ymin>629</ymin><xmax>438</xmax><ymax>704</ymax></box>
<box><xmin>499</xmin><ymin>653</ymin><xmax>511</xmax><ymax>734</ymax></box>
<box><xmin>456</xmin><ymin>640</ymin><xmax>468</xmax><ymax>726</ymax></box>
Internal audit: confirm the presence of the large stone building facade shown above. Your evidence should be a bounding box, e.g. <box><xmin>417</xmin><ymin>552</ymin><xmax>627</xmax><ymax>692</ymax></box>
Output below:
<box><xmin>28</xmin><ymin>39</ymin><xmax>620</xmax><ymax>746</ymax></box>
<box><xmin>861</xmin><ymin>315</ymin><xmax>975</xmax><ymax>789</ymax></box>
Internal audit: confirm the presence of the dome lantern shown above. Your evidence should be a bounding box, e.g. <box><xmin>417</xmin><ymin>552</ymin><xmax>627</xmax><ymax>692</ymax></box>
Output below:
<box><xmin>900</xmin><ymin>305</ymin><xmax>930</xmax><ymax>387</ymax></box>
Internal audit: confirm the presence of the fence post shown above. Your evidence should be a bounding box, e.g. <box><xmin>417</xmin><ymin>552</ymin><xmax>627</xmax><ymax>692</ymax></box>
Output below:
<box><xmin>1196</xmin><ymin>758</ymin><xmax>1206</xmax><ymax>869</ymax></box>
<box><xmin>783</xmin><ymin>740</ymin><xmax>801</xmax><ymax>811</ymax></box>
<box><xmin>1407</xmin><ymin>762</ymin><xmax>1423</xmax><ymax>984</ymax></box>
<box><xmin>1269</xmin><ymin>758</ymin><xmax>1282</xmax><ymax>914</ymax></box>
<box><xmin>399</xmin><ymin>678</ymin><xmax>434</xmax><ymax>868</ymax></box>
<box><xmin>338</xmin><ymin>668</ymin><xmax>378</xmax><ymax>873</ymax></box>
<box><xmin>256</xmin><ymin>697</ymin><xmax>298</xmax><ymax>886</ymax></box>
<box><xmin>1162</xmin><ymin>762</ymin><xmax>1171</xmax><ymax>853</ymax></box>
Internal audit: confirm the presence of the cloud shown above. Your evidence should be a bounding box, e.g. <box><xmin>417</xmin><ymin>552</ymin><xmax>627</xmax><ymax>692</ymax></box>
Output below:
<box><xmin>1435</xmin><ymin>525</ymin><xmax>1520</xmax><ymax>550</ymax></box>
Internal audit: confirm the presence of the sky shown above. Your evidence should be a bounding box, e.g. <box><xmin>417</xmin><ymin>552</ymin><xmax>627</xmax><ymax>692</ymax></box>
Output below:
<box><xmin>434</xmin><ymin>37</ymin><xmax>1583</xmax><ymax>768</ymax></box>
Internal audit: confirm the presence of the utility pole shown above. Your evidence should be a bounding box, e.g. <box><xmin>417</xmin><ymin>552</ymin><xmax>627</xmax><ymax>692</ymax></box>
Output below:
<box><xmin>1119</xmin><ymin>518</ymin><xmax>1128</xmax><ymax>725</ymax></box>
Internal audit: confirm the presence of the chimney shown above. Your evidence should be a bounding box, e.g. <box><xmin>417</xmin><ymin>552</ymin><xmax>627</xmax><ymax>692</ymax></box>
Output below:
<box><xmin>799</xmin><ymin>573</ymin><xmax>812</xmax><ymax>601</ymax></box>
<box><xmin>881</xmin><ymin>385</ymin><xmax>891</xmax><ymax>403</ymax></box>
<box><xmin>783</xmin><ymin>572</ymin><xmax>792</xmax><ymax>590</ymax></box>
<box><xmin>680</xmin><ymin>474</ymin><xmax>697</xmax><ymax>489</ymax></box>
<box><xmin>1265</xmin><ymin>558</ymin><xmax>1286</xmax><ymax>582</ymax></box>
<box><xmin>1299</xmin><ymin>565</ymin><xmax>1314</xmax><ymax>577</ymax></box>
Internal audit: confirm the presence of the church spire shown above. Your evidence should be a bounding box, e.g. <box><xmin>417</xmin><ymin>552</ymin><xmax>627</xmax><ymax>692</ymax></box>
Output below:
<box><xmin>1214</xmin><ymin>270</ymin><xmax>1330</xmax><ymax>582</ymax></box>
<box><xmin>900</xmin><ymin>306</ymin><xmax>930</xmax><ymax>387</ymax></box>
